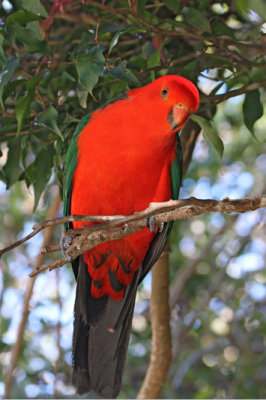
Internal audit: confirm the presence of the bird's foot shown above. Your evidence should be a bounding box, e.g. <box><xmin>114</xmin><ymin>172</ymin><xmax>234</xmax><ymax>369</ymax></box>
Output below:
<box><xmin>145</xmin><ymin>216</ymin><xmax>164</xmax><ymax>233</ymax></box>
<box><xmin>60</xmin><ymin>234</ymin><xmax>74</xmax><ymax>261</ymax></box>
<box><xmin>158</xmin><ymin>222</ymin><xmax>165</xmax><ymax>233</ymax></box>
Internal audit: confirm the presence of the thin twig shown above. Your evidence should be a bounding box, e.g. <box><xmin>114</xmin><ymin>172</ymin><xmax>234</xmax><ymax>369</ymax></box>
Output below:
<box><xmin>201</xmin><ymin>80</ymin><xmax>266</xmax><ymax>103</ymax></box>
<box><xmin>2</xmin><ymin>127</ymin><xmax>46</xmax><ymax>138</ymax></box>
<box><xmin>29</xmin><ymin>257</ymin><xmax>67</xmax><ymax>278</ymax></box>
<box><xmin>41</xmin><ymin>244</ymin><xmax>61</xmax><ymax>254</ymax></box>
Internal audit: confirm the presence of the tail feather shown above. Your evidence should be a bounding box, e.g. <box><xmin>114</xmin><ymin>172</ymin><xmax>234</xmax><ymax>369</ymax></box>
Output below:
<box><xmin>72</xmin><ymin>259</ymin><xmax>91</xmax><ymax>395</ymax></box>
<box><xmin>89</xmin><ymin>302</ymin><xmax>135</xmax><ymax>398</ymax></box>
<box><xmin>72</xmin><ymin>317</ymin><xmax>90</xmax><ymax>395</ymax></box>
<box><xmin>72</xmin><ymin>256</ymin><xmax>140</xmax><ymax>398</ymax></box>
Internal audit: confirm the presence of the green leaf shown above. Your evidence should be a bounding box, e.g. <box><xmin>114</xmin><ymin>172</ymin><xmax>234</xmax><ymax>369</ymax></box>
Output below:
<box><xmin>108</xmin><ymin>27</ymin><xmax>138</xmax><ymax>55</ymax></box>
<box><xmin>15</xmin><ymin>76</ymin><xmax>38</xmax><ymax>133</ymax></box>
<box><xmin>198</xmin><ymin>0</ymin><xmax>211</xmax><ymax>11</ymax></box>
<box><xmin>21</xmin><ymin>135</ymin><xmax>29</xmax><ymax>169</ymax></box>
<box><xmin>142</xmin><ymin>41</ymin><xmax>155</xmax><ymax>59</ymax></box>
<box><xmin>37</xmin><ymin>105</ymin><xmax>63</xmax><ymax>140</ymax></box>
<box><xmin>140</xmin><ymin>10</ymin><xmax>158</xmax><ymax>24</ymax></box>
<box><xmin>137</xmin><ymin>0</ymin><xmax>148</xmax><ymax>15</ymax></box>
<box><xmin>33</xmin><ymin>145</ymin><xmax>54</xmax><ymax>210</ymax></box>
<box><xmin>11</xmin><ymin>22</ymin><xmax>50</xmax><ymax>54</ymax></box>
<box><xmin>129</xmin><ymin>55</ymin><xmax>146</xmax><ymax>70</ymax></box>
<box><xmin>0</xmin><ymin>57</ymin><xmax>19</xmax><ymax>109</ymax></box>
<box><xmin>108</xmin><ymin>30</ymin><xmax>126</xmax><ymax>55</ymax></box>
<box><xmin>164</xmin><ymin>0</ymin><xmax>180</xmax><ymax>12</ymax></box>
<box><xmin>109</xmin><ymin>61</ymin><xmax>140</xmax><ymax>86</ymax></box>
<box><xmin>182</xmin><ymin>59</ymin><xmax>198</xmax><ymax>81</ymax></box>
<box><xmin>2</xmin><ymin>137</ymin><xmax>23</xmax><ymax>188</ymax></box>
<box><xmin>6</xmin><ymin>10</ymin><xmax>43</xmax><ymax>25</ymax></box>
<box><xmin>26</xmin><ymin>144</ymin><xmax>55</xmax><ymax>210</ymax></box>
<box><xmin>182</xmin><ymin>7</ymin><xmax>211</xmax><ymax>33</ymax></box>
<box><xmin>243</xmin><ymin>89</ymin><xmax>263</xmax><ymax>137</ymax></box>
<box><xmin>147</xmin><ymin>50</ymin><xmax>160</xmax><ymax>68</ymax></box>
<box><xmin>21</xmin><ymin>0</ymin><xmax>49</xmax><ymax>17</ymax></box>
<box><xmin>108</xmin><ymin>80</ymin><xmax>129</xmax><ymax>99</ymax></box>
<box><xmin>190</xmin><ymin>114</ymin><xmax>224</xmax><ymax>160</ymax></box>
<box><xmin>76</xmin><ymin>45</ymin><xmax>106</xmax><ymax>107</ymax></box>
<box><xmin>108</xmin><ymin>26</ymin><xmax>138</xmax><ymax>55</ymax></box>
<box><xmin>61</xmin><ymin>70</ymin><xmax>76</xmax><ymax>83</ymax></box>
<box><xmin>0</xmin><ymin>34</ymin><xmax>5</xmax><ymax>68</ymax></box>
<box><xmin>212</xmin><ymin>21</ymin><xmax>235</xmax><ymax>38</ymax></box>
<box><xmin>226</xmin><ymin>75</ymin><xmax>249</xmax><ymax>91</ymax></box>
<box><xmin>250</xmin><ymin>67</ymin><xmax>266</xmax><ymax>83</ymax></box>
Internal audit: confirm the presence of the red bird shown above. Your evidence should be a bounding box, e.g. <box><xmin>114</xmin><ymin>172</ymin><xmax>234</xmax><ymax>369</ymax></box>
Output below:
<box><xmin>63</xmin><ymin>75</ymin><xmax>199</xmax><ymax>397</ymax></box>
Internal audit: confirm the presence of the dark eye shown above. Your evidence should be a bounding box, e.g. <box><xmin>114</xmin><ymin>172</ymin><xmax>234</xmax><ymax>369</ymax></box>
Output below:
<box><xmin>161</xmin><ymin>88</ymin><xmax>168</xmax><ymax>98</ymax></box>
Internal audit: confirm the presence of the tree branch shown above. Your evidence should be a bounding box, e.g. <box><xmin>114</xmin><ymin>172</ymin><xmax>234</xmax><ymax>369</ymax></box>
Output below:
<box><xmin>0</xmin><ymin>195</ymin><xmax>265</xmax><ymax>278</ymax></box>
<box><xmin>137</xmin><ymin>247</ymin><xmax>171</xmax><ymax>399</ymax></box>
<box><xmin>201</xmin><ymin>80</ymin><xmax>266</xmax><ymax>103</ymax></box>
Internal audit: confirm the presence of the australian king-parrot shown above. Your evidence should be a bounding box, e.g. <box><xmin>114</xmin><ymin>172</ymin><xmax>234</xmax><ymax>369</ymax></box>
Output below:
<box><xmin>62</xmin><ymin>75</ymin><xmax>199</xmax><ymax>398</ymax></box>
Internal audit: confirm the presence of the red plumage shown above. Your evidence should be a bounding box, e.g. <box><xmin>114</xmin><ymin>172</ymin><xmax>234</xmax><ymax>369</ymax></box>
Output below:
<box><xmin>66</xmin><ymin>75</ymin><xmax>199</xmax><ymax>397</ymax></box>
<box><xmin>70</xmin><ymin>75</ymin><xmax>199</xmax><ymax>300</ymax></box>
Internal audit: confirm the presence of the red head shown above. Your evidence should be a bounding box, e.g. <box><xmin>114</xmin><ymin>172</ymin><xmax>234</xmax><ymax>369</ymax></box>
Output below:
<box><xmin>128</xmin><ymin>75</ymin><xmax>199</xmax><ymax>132</ymax></box>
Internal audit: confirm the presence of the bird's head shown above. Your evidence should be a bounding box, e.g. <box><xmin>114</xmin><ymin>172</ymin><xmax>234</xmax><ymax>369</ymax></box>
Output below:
<box><xmin>129</xmin><ymin>75</ymin><xmax>199</xmax><ymax>132</ymax></box>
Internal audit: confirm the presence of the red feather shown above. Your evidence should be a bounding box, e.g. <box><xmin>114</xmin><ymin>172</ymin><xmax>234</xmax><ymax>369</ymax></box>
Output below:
<box><xmin>71</xmin><ymin>75</ymin><xmax>199</xmax><ymax>300</ymax></box>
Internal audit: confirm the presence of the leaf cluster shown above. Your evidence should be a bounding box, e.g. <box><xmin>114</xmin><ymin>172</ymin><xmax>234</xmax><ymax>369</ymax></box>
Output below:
<box><xmin>0</xmin><ymin>0</ymin><xmax>265</xmax><ymax>209</ymax></box>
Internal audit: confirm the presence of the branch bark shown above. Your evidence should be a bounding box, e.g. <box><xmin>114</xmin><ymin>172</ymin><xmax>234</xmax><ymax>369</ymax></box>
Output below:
<box><xmin>33</xmin><ymin>194</ymin><xmax>266</xmax><ymax>276</ymax></box>
<box><xmin>1</xmin><ymin>194</ymin><xmax>265</xmax><ymax>278</ymax></box>
<box><xmin>201</xmin><ymin>80</ymin><xmax>266</xmax><ymax>103</ymax></box>
<box><xmin>4</xmin><ymin>190</ymin><xmax>61</xmax><ymax>398</ymax></box>
<box><xmin>137</xmin><ymin>247</ymin><xmax>171</xmax><ymax>399</ymax></box>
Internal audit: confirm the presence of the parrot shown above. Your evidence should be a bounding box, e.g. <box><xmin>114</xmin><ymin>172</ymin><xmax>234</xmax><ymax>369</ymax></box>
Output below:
<box><xmin>62</xmin><ymin>75</ymin><xmax>199</xmax><ymax>398</ymax></box>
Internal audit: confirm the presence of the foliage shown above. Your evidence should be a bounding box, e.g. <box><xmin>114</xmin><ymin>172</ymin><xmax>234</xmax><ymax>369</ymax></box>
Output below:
<box><xmin>0</xmin><ymin>0</ymin><xmax>265</xmax><ymax>398</ymax></box>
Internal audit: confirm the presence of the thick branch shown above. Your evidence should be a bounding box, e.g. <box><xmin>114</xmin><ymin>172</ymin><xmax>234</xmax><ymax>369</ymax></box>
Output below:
<box><xmin>137</xmin><ymin>248</ymin><xmax>171</xmax><ymax>399</ymax></box>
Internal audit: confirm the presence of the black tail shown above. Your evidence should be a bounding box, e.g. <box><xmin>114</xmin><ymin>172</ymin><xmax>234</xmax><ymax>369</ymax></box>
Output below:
<box><xmin>72</xmin><ymin>256</ymin><xmax>140</xmax><ymax>398</ymax></box>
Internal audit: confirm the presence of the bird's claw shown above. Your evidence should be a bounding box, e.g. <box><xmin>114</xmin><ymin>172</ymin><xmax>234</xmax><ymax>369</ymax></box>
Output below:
<box><xmin>145</xmin><ymin>216</ymin><xmax>156</xmax><ymax>232</ymax></box>
<box><xmin>145</xmin><ymin>216</ymin><xmax>164</xmax><ymax>233</ymax></box>
<box><xmin>158</xmin><ymin>222</ymin><xmax>164</xmax><ymax>233</ymax></box>
<box><xmin>60</xmin><ymin>234</ymin><xmax>74</xmax><ymax>262</ymax></box>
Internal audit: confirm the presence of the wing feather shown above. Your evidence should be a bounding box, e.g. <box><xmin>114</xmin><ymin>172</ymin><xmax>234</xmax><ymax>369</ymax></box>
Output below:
<box><xmin>63</xmin><ymin>113</ymin><xmax>91</xmax><ymax>224</ymax></box>
<box><xmin>139</xmin><ymin>132</ymin><xmax>183</xmax><ymax>281</ymax></box>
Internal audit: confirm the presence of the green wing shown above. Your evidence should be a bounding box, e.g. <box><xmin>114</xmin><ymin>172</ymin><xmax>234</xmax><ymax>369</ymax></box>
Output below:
<box><xmin>63</xmin><ymin>113</ymin><xmax>91</xmax><ymax>227</ymax></box>
<box><xmin>167</xmin><ymin>133</ymin><xmax>183</xmax><ymax>233</ymax></box>
<box><xmin>171</xmin><ymin>133</ymin><xmax>183</xmax><ymax>200</ymax></box>
<box><xmin>139</xmin><ymin>133</ymin><xmax>183</xmax><ymax>282</ymax></box>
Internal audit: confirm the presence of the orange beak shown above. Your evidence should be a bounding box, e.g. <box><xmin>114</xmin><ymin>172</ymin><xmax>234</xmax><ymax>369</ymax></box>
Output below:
<box><xmin>169</xmin><ymin>103</ymin><xmax>190</xmax><ymax>130</ymax></box>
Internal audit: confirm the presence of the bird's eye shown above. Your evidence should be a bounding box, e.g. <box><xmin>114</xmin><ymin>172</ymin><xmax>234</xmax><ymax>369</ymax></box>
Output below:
<box><xmin>161</xmin><ymin>88</ymin><xmax>168</xmax><ymax>99</ymax></box>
